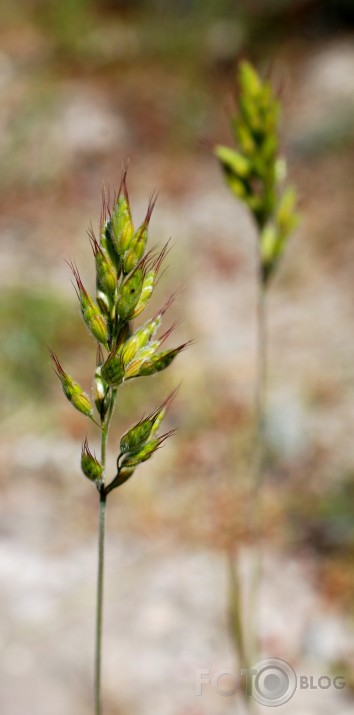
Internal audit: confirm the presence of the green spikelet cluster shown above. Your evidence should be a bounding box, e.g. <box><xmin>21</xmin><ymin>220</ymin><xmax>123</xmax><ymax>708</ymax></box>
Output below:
<box><xmin>50</xmin><ymin>171</ymin><xmax>188</xmax><ymax>494</ymax></box>
<box><xmin>215</xmin><ymin>61</ymin><xmax>298</xmax><ymax>282</ymax></box>
<box><xmin>106</xmin><ymin>388</ymin><xmax>178</xmax><ymax>493</ymax></box>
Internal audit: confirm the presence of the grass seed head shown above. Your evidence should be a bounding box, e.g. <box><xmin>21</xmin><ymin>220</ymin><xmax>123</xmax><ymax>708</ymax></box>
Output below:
<box><xmin>215</xmin><ymin>60</ymin><xmax>298</xmax><ymax>281</ymax></box>
<box><xmin>52</xmin><ymin>173</ymin><xmax>189</xmax><ymax>496</ymax></box>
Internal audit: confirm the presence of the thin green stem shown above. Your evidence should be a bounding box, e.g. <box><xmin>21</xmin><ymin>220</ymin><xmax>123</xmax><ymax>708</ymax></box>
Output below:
<box><xmin>254</xmin><ymin>274</ymin><xmax>267</xmax><ymax>495</ymax></box>
<box><xmin>90</xmin><ymin>415</ymin><xmax>102</xmax><ymax>428</ymax></box>
<box><xmin>101</xmin><ymin>388</ymin><xmax>117</xmax><ymax>465</ymax></box>
<box><xmin>249</xmin><ymin>269</ymin><xmax>267</xmax><ymax>665</ymax></box>
<box><xmin>227</xmin><ymin>551</ymin><xmax>246</xmax><ymax>669</ymax></box>
<box><xmin>228</xmin><ymin>265</ymin><xmax>267</xmax><ymax>695</ymax></box>
<box><xmin>227</xmin><ymin>552</ymin><xmax>258</xmax><ymax>710</ymax></box>
<box><xmin>94</xmin><ymin>388</ymin><xmax>117</xmax><ymax>715</ymax></box>
<box><xmin>95</xmin><ymin>488</ymin><xmax>106</xmax><ymax>715</ymax></box>
<box><xmin>226</xmin><ymin>267</ymin><xmax>267</xmax><ymax>681</ymax></box>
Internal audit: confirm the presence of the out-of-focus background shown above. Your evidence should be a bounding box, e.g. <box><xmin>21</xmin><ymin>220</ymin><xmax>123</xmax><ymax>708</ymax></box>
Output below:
<box><xmin>1</xmin><ymin>1</ymin><xmax>354</xmax><ymax>713</ymax></box>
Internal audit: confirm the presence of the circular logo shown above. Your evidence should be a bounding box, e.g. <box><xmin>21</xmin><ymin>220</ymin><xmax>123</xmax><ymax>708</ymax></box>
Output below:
<box><xmin>251</xmin><ymin>658</ymin><xmax>297</xmax><ymax>706</ymax></box>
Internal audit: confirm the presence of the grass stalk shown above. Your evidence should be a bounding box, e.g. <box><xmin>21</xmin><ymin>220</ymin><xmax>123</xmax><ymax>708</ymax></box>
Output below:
<box><xmin>255</xmin><ymin>274</ymin><xmax>267</xmax><ymax>496</ymax></box>
<box><xmin>95</xmin><ymin>488</ymin><xmax>106</xmax><ymax>715</ymax></box>
<box><xmin>215</xmin><ymin>60</ymin><xmax>298</xmax><ymax>681</ymax></box>
<box><xmin>50</xmin><ymin>174</ymin><xmax>187</xmax><ymax>714</ymax></box>
<box><xmin>249</xmin><ymin>271</ymin><xmax>267</xmax><ymax>663</ymax></box>
<box><xmin>95</xmin><ymin>388</ymin><xmax>116</xmax><ymax>715</ymax></box>
<box><xmin>227</xmin><ymin>551</ymin><xmax>246</xmax><ymax>669</ymax></box>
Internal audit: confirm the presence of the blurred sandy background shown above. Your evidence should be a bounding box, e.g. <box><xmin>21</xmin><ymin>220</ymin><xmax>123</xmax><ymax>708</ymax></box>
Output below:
<box><xmin>1</xmin><ymin>1</ymin><xmax>354</xmax><ymax>713</ymax></box>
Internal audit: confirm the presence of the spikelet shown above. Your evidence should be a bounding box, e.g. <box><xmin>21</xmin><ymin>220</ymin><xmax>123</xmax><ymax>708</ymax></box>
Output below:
<box><xmin>81</xmin><ymin>438</ymin><xmax>103</xmax><ymax>483</ymax></box>
<box><xmin>68</xmin><ymin>261</ymin><xmax>109</xmax><ymax>347</ymax></box>
<box><xmin>49</xmin><ymin>350</ymin><xmax>93</xmax><ymax>418</ymax></box>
